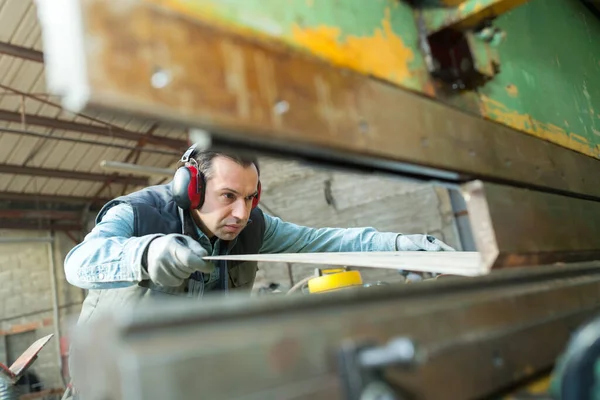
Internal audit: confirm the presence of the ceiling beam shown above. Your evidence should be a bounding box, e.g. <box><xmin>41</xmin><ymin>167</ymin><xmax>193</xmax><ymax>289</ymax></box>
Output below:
<box><xmin>0</xmin><ymin>191</ymin><xmax>110</xmax><ymax>206</ymax></box>
<box><xmin>0</xmin><ymin>83</ymin><xmax>177</xmax><ymax>152</ymax></box>
<box><xmin>96</xmin><ymin>123</ymin><xmax>159</xmax><ymax>201</ymax></box>
<box><xmin>0</xmin><ymin>209</ymin><xmax>81</xmax><ymax>220</ymax></box>
<box><xmin>0</xmin><ymin>110</ymin><xmax>187</xmax><ymax>149</ymax></box>
<box><xmin>0</xmin><ymin>127</ymin><xmax>180</xmax><ymax>156</ymax></box>
<box><xmin>0</xmin><ymin>219</ymin><xmax>82</xmax><ymax>231</ymax></box>
<box><xmin>0</xmin><ymin>42</ymin><xmax>44</xmax><ymax>63</ymax></box>
<box><xmin>0</xmin><ymin>163</ymin><xmax>148</xmax><ymax>185</ymax></box>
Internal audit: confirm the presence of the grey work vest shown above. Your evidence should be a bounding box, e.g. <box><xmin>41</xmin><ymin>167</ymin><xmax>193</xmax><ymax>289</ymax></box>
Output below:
<box><xmin>76</xmin><ymin>182</ymin><xmax>266</xmax><ymax>327</ymax></box>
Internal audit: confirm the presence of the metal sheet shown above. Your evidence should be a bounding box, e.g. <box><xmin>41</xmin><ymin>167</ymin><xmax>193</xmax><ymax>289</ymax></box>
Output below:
<box><xmin>462</xmin><ymin>180</ymin><xmax>600</xmax><ymax>270</ymax></box>
<box><xmin>71</xmin><ymin>264</ymin><xmax>600</xmax><ymax>400</ymax></box>
<box><xmin>8</xmin><ymin>334</ymin><xmax>53</xmax><ymax>382</ymax></box>
<box><xmin>37</xmin><ymin>0</ymin><xmax>600</xmax><ymax>199</ymax></box>
<box><xmin>206</xmin><ymin>251</ymin><xmax>484</xmax><ymax>276</ymax></box>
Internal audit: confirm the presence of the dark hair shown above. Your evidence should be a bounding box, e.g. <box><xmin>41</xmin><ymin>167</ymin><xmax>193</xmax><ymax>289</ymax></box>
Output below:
<box><xmin>183</xmin><ymin>150</ymin><xmax>260</xmax><ymax>179</ymax></box>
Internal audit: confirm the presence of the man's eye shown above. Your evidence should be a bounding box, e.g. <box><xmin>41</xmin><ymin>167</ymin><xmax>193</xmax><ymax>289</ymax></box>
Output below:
<box><xmin>222</xmin><ymin>193</ymin><xmax>235</xmax><ymax>200</ymax></box>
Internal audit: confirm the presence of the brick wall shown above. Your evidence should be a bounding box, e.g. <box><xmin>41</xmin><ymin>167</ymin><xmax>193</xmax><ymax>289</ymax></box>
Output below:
<box><xmin>0</xmin><ymin>229</ymin><xmax>84</xmax><ymax>392</ymax></box>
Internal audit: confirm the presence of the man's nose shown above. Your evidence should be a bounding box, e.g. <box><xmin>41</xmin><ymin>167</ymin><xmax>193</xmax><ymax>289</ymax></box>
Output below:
<box><xmin>231</xmin><ymin>199</ymin><xmax>250</xmax><ymax>220</ymax></box>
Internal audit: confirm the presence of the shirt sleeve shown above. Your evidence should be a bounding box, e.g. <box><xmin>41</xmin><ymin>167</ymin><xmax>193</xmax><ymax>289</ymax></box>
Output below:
<box><xmin>63</xmin><ymin>203</ymin><xmax>162</xmax><ymax>290</ymax></box>
<box><xmin>259</xmin><ymin>213</ymin><xmax>399</xmax><ymax>254</ymax></box>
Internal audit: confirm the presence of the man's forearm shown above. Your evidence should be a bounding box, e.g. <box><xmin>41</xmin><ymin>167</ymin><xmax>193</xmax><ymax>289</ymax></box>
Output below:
<box><xmin>64</xmin><ymin>202</ymin><xmax>161</xmax><ymax>290</ymax></box>
<box><xmin>64</xmin><ymin>234</ymin><xmax>160</xmax><ymax>290</ymax></box>
<box><xmin>259</xmin><ymin>213</ymin><xmax>453</xmax><ymax>254</ymax></box>
<box><xmin>260</xmin><ymin>214</ymin><xmax>398</xmax><ymax>254</ymax></box>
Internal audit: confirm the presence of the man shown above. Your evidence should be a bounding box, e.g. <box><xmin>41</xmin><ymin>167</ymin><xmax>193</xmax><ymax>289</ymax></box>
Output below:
<box><xmin>65</xmin><ymin>145</ymin><xmax>453</xmax><ymax>322</ymax></box>
<box><xmin>62</xmin><ymin>145</ymin><xmax>453</xmax><ymax>398</ymax></box>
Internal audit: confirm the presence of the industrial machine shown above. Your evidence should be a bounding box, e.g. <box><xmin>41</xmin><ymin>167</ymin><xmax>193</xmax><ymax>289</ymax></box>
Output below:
<box><xmin>35</xmin><ymin>0</ymin><xmax>600</xmax><ymax>398</ymax></box>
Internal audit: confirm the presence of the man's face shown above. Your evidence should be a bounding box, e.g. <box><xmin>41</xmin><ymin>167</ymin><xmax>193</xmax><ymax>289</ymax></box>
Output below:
<box><xmin>193</xmin><ymin>156</ymin><xmax>259</xmax><ymax>241</ymax></box>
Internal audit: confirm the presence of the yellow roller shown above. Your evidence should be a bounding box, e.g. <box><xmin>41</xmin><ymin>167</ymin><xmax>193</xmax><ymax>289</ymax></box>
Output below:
<box><xmin>308</xmin><ymin>270</ymin><xmax>363</xmax><ymax>294</ymax></box>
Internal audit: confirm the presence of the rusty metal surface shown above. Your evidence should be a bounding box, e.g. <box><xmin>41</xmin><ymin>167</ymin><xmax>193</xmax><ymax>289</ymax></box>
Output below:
<box><xmin>72</xmin><ymin>264</ymin><xmax>600</xmax><ymax>400</ymax></box>
<box><xmin>462</xmin><ymin>180</ymin><xmax>600</xmax><ymax>270</ymax></box>
<box><xmin>59</xmin><ymin>0</ymin><xmax>600</xmax><ymax>199</ymax></box>
<box><xmin>8</xmin><ymin>334</ymin><xmax>53</xmax><ymax>381</ymax></box>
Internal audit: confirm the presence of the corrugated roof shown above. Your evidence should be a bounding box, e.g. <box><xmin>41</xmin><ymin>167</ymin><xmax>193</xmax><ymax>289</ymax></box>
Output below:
<box><xmin>0</xmin><ymin>0</ymin><xmax>187</xmax><ymax>231</ymax></box>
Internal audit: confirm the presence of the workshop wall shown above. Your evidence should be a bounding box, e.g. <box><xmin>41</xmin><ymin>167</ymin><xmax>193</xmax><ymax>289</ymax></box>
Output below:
<box><xmin>252</xmin><ymin>157</ymin><xmax>461</xmax><ymax>293</ymax></box>
<box><xmin>0</xmin><ymin>229</ymin><xmax>84</xmax><ymax>393</ymax></box>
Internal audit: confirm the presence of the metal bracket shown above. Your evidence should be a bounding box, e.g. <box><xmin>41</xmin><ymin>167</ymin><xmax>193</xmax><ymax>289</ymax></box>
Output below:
<box><xmin>414</xmin><ymin>0</ymin><xmax>529</xmax><ymax>89</ymax></box>
<box><xmin>337</xmin><ymin>338</ymin><xmax>420</xmax><ymax>400</ymax></box>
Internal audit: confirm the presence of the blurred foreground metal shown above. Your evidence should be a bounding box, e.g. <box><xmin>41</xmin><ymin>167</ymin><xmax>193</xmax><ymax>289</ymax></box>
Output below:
<box><xmin>69</xmin><ymin>264</ymin><xmax>600</xmax><ymax>400</ymax></box>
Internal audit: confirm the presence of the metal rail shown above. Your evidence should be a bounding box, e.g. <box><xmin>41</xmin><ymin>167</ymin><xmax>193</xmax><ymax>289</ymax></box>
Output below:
<box><xmin>70</xmin><ymin>263</ymin><xmax>600</xmax><ymax>399</ymax></box>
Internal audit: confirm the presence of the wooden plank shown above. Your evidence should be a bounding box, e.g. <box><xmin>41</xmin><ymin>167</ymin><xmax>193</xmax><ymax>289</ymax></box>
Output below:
<box><xmin>463</xmin><ymin>180</ymin><xmax>600</xmax><ymax>270</ymax></box>
<box><xmin>205</xmin><ymin>251</ymin><xmax>484</xmax><ymax>276</ymax></box>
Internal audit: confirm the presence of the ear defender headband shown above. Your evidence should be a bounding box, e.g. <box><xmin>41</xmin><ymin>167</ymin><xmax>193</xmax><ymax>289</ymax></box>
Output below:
<box><xmin>173</xmin><ymin>144</ymin><xmax>204</xmax><ymax>210</ymax></box>
<box><xmin>172</xmin><ymin>145</ymin><xmax>262</xmax><ymax>210</ymax></box>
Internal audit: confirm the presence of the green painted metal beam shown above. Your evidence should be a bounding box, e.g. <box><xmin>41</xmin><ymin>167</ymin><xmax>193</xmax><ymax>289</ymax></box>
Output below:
<box><xmin>150</xmin><ymin>0</ymin><xmax>431</xmax><ymax>92</ymax></box>
<box><xmin>149</xmin><ymin>0</ymin><xmax>600</xmax><ymax>159</ymax></box>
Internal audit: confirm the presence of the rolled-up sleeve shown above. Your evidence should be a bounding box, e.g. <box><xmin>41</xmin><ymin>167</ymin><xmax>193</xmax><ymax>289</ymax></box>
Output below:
<box><xmin>259</xmin><ymin>214</ymin><xmax>398</xmax><ymax>254</ymax></box>
<box><xmin>64</xmin><ymin>203</ymin><xmax>162</xmax><ymax>290</ymax></box>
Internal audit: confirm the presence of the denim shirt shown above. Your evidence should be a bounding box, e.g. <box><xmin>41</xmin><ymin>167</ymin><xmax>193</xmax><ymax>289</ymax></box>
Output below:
<box><xmin>64</xmin><ymin>203</ymin><xmax>399</xmax><ymax>289</ymax></box>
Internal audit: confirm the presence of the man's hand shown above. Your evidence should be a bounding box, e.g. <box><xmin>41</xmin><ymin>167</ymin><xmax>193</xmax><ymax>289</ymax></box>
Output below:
<box><xmin>145</xmin><ymin>234</ymin><xmax>215</xmax><ymax>286</ymax></box>
<box><xmin>396</xmin><ymin>234</ymin><xmax>455</xmax><ymax>252</ymax></box>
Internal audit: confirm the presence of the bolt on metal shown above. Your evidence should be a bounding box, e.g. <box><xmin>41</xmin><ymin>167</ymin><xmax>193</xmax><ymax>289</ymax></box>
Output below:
<box><xmin>273</xmin><ymin>100</ymin><xmax>290</xmax><ymax>115</ymax></box>
<box><xmin>151</xmin><ymin>69</ymin><xmax>172</xmax><ymax>89</ymax></box>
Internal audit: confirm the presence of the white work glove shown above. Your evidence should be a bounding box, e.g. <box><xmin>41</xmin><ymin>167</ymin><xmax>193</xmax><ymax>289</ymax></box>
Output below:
<box><xmin>144</xmin><ymin>234</ymin><xmax>215</xmax><ymax>287</ymax></box>
<box><xmin>396</xmin><ymin>234</ymin><xmax>455</xmax><ymax>252</ymax></box>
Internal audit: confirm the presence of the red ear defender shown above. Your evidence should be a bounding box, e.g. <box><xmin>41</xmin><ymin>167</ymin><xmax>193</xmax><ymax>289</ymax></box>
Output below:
<box><xmin>173</xmin><ymin>164</ymin><xmax>205</xmax><ymax>210</ymax></box>
<box><xmin>173</xmin><ymin>144</ymin><xmax>206</xmax><ymax>210</ymax></box>
<box><xmin>252</xmin><ymin>181</ymin><xmax>261</xmax><ymax>209</ymax></box>
<box><xmin>187</xmin><ymin>165</ymin><xmax>203</xmax><ymax>209</ymax></box>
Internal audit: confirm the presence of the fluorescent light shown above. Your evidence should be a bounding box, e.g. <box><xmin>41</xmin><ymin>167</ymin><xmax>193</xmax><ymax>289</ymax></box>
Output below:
<box><xmin>100</xmin><ymin>160</ymin><xmax>174</xmax><ymax>179</ymax></box>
